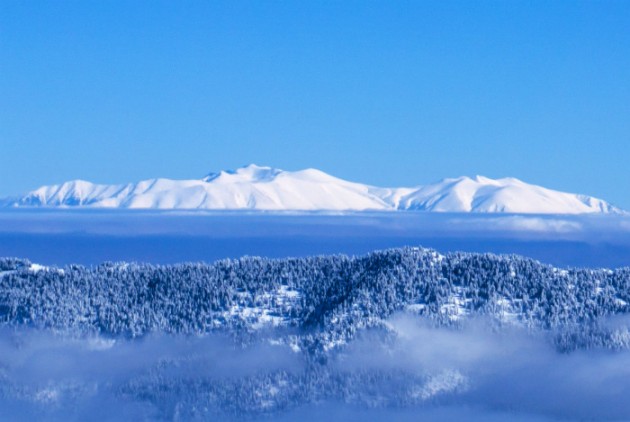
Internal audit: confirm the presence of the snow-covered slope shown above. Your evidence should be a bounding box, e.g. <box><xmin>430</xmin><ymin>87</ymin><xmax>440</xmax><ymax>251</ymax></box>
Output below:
<box><xmin>14</xmin><ymin>165</ymin><xmax>391</xmax><ymax>211</ymax></box>
<box><xmin>394</xmin><ymin>175</ymin><xmax>620</xmax><ymax>214</ymax></box>
<box><xmin>7</xmin><ymin>164</ymin><xmax>624</xmax><ymax>214</ymax></box>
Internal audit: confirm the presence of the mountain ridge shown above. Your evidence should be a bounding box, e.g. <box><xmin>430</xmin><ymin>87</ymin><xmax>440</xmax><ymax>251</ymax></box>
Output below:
<box><xmin>5</xmin><ymin>164</ymin><xmax>625</xmax><ymax>214</ymax></box>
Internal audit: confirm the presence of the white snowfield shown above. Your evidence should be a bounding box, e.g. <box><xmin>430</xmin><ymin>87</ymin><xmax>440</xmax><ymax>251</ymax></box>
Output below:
<box><xmin>8</xmin><ymin>164</ymin><xmax>624</xmax><ymax>214</ymax></box>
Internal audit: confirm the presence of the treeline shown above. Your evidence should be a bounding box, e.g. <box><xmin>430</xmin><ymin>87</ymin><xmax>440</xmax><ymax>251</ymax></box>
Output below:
<box><xmin>0</xmin><ymin>247</ymin><xmax>629</xmax><ymax>348</ymax></box>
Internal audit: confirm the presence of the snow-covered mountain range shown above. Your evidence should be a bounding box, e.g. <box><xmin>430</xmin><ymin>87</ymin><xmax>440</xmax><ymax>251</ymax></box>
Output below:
<box><xmin>6</xmin><ymin>164</ymin><xmax>624</xmax><ymax>214</ymax></box>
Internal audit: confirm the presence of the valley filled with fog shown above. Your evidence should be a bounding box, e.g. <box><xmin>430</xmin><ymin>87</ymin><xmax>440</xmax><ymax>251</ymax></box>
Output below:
<box><xmin>1</xmin><ymin>211</ymin><xmax>630</xmax><ymax>267</ymax></box>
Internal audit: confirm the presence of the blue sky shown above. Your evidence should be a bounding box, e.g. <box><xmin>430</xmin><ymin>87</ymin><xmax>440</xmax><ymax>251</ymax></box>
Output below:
<box><xmin>1</xmin><ymin>1</ymin><xmax>629</xmax><ymax>207</ymax></box>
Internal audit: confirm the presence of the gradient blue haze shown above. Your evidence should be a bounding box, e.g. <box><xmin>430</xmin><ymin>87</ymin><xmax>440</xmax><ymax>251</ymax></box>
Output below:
<box><xmin>1</xmin><ymin>1</ymin><xmax>629</xmax><ymax>207</ymax></box>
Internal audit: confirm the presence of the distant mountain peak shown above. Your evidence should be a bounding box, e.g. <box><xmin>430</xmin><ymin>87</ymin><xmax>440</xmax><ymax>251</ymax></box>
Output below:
<box><xmin>4</xmin><ymin>166</ymin><xmax>625</xmax><ymax>214</ymax></box>
<box><xmin>203</xmin><ymin>164</ymin><xmax>282</xmax><ymax>183</ymax></box>
<box><xmin>471</xmin><ymin>175</ymin><xmax>498</xmax><ymax>183</ymax></box>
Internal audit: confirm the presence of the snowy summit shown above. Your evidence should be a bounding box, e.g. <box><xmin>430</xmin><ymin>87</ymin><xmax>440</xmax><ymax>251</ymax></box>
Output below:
<box><xmin>7</xmin><ymin>164</ymin><xmax>624</xmax><ymax>214</ymax></box>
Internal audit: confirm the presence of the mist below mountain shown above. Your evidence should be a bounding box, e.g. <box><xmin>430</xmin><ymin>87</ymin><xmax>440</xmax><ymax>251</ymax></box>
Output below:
<box><xmin>1</xmin><ymin>210</ymin><xmax>629</xmax><ymax>267</ymax></box>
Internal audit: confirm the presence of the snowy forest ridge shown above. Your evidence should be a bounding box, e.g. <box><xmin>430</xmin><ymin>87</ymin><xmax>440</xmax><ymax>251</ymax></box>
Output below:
<box><xmin>1</xmin><ymin>246</ymin><xmax>630</xmax><ymax>353</ymax></box>
<box><xmin>3</xmin><ymin>164</ymin><xmax>624</xmax><ymax>214</ymax></box>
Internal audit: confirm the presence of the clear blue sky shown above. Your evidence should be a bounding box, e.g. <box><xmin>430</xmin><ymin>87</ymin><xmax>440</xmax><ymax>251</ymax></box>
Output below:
<box><xmin>1</xmin><ymin>1</ymin><xmax>629</xmax><ymax>207</ymax></box>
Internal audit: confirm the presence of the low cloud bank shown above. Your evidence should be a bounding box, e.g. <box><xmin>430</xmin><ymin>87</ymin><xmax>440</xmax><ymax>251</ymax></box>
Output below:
<box><xmin>2</xmin><ymin>318</ymin><xmax>630</xmax><ymax>421</ymax></box>
<box><xmin>2</xmin><ymin>212</ymin><xmax>630</xmax><ymax>267</ymax></box>
<box><xmin>341</xmin><ymin>316</ymin><xmax>630</xmax><ymax>420</ymax></box>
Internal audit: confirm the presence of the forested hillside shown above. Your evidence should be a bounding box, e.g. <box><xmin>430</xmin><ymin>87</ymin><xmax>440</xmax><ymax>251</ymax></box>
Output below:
<box><xmin>2</xmin><ymin>247</ymin><xmax>629</xmax><ymax>351</ymax></box>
